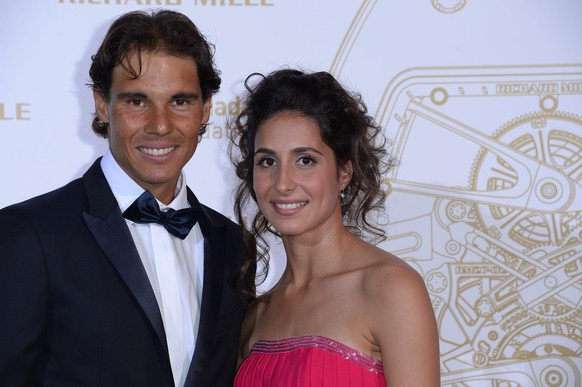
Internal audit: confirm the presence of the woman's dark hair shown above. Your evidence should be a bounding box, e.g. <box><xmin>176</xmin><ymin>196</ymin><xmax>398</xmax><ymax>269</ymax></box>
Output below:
<box><xmin>229</xmin><ymin>69</ymin><xmax>395</xmax><ymax>298</ymax></box>
<box><xmin>88</xmin><ymin>9</ymin><xmax>221</xmax><ymax>138</ymax></box>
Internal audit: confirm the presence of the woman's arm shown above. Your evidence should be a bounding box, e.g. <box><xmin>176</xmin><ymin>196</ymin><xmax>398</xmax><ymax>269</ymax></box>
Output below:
<box><xmin>237</xmin><ymin>298</ymin><xmax>259</xmax><ymax>367</ymax></box>
<box><xmin>371</xmin><ymin>262</ymin><xmax>441</xmax><ymax>387</ymax></box>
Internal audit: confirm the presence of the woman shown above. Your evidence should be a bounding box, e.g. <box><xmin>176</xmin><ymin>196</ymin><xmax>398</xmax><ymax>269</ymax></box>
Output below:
<box><xmin>230</xmin><ymin>69</ymin><xmax>440</xmax><ymax>386</ymax></box>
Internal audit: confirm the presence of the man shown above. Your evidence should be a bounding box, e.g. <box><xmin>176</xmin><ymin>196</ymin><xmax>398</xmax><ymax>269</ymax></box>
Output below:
<box><xmin>0</xmin><ymin>10</ymin><xmax>250</xmax><ymax>387</ymax></box>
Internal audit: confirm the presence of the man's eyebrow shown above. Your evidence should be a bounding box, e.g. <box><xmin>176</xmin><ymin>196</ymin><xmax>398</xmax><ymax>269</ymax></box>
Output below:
<box><xmin>115</xmin><ymin>92</ymin><xmax>201</xmax><ymax>100</ymax></box>
<box><xmin>117</xmin><ymin>92</ymin><xmax>147</xmax><ymax>99</ymax></box>
<box><xmin>171</xmin><ymin>92</ymin><xmax>200</xmax><ymax>100</ymax></box>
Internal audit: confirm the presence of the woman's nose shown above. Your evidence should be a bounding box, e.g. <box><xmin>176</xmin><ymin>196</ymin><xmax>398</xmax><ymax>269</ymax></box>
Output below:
<box><xmin>274</xmin><ymin>165</ymin><xmax>296</xmax><ymax>193</ymax></box>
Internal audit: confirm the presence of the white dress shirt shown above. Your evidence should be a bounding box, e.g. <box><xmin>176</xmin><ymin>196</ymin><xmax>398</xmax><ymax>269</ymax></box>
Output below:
<box><xmin>101</xmin><ymin>150</ymin><xmax>204</xmax><ymax>387</ymax></box>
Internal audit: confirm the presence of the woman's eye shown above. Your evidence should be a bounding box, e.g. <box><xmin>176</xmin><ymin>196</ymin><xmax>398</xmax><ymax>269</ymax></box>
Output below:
<box><xmin>257</xmin><ymin>157</ymin><xmax>276</xmax><ymax>167</ymax></box>
<box><xmin>298</xmin><ymin>156</ymin><xmax>315</xmax><ymax>165</ymax></box>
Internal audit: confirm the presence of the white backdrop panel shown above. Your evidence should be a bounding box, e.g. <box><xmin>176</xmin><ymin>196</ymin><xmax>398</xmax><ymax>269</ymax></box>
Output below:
<box><xmin>1</xmin><ymin>1</ymin><xmax>581</xmax><ymax>385</ymax></box>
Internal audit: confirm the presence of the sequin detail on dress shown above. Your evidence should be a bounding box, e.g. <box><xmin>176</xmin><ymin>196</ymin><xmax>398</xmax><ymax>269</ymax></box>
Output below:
<box><xmin>252</xmin><ymin>335</ymin><xmax>383</xmax><ymax>373</ymax></box>
<box><xmin>234</xmin><ymin>335</ymin><xmax>386</xmax><ymax>387</ymax></box>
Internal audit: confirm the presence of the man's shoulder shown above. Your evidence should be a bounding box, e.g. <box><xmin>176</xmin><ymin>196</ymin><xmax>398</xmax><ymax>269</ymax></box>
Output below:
<box><xmin>1</xmin><ymin>159</ymin><xmax>105</xmax><ymax>216</ymax></box>
<box><xmin>186</xmin><ymin>187</ymin><xmax>240</xmax><ymax>231</ymax></box>
<box><xmin>200</xmin><ymin>203</ymin><xmax>240</xmax><ymax>229</ymax></box>
<box><xmin>1</xmin><ymin>177</ymin><xmax>85</xmax><ymax>215</ymax></box>
<box><xmin>0</xmin><ymin>177</ymin><xmax>90</xmax><ymax>237</ymax></box>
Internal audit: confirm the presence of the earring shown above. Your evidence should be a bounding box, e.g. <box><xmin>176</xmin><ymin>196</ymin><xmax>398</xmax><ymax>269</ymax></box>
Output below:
<box><xmin>339</xmin><ymin>189</ymin><xmax>345</xmax><ymax>200</ymax></box>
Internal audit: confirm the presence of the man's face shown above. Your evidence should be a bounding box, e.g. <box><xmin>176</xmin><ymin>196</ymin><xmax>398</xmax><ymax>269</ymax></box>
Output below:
<box><xmin>94</xmin><ymin>51</ymin><xmax>210</xmax><ymax>203</ymax></box>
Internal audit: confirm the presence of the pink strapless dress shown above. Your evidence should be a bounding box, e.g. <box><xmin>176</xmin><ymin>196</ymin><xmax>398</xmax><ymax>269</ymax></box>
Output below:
<box><xmin>234</xmin><ymin>335</ymin><xmax>385</xmax><ymax>386</ymax></box>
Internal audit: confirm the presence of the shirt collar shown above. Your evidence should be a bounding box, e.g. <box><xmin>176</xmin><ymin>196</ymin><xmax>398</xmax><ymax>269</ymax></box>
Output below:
<box><xmin>100</xmin><ymin>148</ymin><xmax>190</xmax><ymax>212</ymax></box>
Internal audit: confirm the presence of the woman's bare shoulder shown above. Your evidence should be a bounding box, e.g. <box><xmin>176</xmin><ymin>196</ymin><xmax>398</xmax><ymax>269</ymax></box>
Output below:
<box><xmin>350</xmin><ymin>242</ymin><xmax>433</xmax><ymax>323</ymax></box>
<box><xmin>357</xmin><ymin>243</ymin><xmax>421</xmax><ymax>284</ymax></box>
<box><xmin>360</xmin><ymin>246</ymin><xmax>441</xmax><ymax>386</ymax></box>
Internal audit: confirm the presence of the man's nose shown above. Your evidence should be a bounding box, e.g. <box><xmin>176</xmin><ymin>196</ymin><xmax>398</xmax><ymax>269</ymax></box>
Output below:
<box><xmin>145</xmin><ymin>106</ymin><xmax>173</xmax><ymax>135</ymax></box>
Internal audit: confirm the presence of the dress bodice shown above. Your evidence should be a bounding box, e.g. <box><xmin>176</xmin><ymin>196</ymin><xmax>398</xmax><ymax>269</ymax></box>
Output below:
<box><xmin>234</xmin><ymin>335</ymin><xmax>385</xmax><ymax>386</ymax></box>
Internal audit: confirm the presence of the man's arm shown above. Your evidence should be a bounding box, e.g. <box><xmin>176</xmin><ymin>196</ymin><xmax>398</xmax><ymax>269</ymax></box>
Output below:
<box><xmin>0</xmin><ymin>206</ymin><xmax>49</xmax><ymax>385</ymax></box>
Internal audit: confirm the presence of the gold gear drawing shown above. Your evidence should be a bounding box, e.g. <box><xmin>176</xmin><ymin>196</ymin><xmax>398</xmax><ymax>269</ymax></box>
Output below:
<box><xmin>466</xmin><ymin>110</ymin><xmax>582</xmax><ymax>357</ymax></box>
<box><xmin>469</xmin><ymin>110</ymin><xmax>582</xmax><ymax>251</ymax></box>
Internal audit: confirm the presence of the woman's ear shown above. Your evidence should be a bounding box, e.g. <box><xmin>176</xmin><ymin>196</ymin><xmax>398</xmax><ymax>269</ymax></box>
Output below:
<box><xmin>339</xmin><ymin>160</ymin><xmax>353</xmax><ymax>188</ymax></box>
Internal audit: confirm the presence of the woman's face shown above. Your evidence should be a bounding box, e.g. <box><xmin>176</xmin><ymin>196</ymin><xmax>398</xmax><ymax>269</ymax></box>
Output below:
<box><xmin>252</xmin><ymin>111</ymin><xmax>351</xmax><ymax>238</ymax></box>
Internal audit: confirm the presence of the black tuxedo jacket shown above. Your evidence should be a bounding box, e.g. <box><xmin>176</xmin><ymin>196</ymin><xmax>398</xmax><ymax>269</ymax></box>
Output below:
<box><xmin>0</xmin><ymin>159</ymin><xmax>249</xmax><ymax>386</ymax></box>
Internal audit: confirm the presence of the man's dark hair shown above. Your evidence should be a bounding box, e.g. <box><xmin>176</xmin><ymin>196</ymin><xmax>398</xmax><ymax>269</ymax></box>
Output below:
<box><xmin>89</xmin><ymin>9</ymin><xmax>221</xmax><ymax>137</ymax></box>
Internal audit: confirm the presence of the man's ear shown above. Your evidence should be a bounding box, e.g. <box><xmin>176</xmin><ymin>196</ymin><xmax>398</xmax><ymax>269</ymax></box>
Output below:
<box><xmin>339</xmin><ymin>160</ymin><xmax>353</xmax><ymax>188</ymax></box>
<box><xmin>202</xmin><ymin>98</ymin><xmax>212</xmax><ymax>124</ymax></box>
<box><xmin>93</xmin><ymin>90</ymin><xmax>109</xmax><ymax>124</ymax></box>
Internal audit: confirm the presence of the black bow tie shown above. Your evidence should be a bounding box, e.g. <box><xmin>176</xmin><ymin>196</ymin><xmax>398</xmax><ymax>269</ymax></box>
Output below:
<box><xmin>123</xmin><ymin>190</ymin><xmax>201</xmax><ymax>240</ymax></box>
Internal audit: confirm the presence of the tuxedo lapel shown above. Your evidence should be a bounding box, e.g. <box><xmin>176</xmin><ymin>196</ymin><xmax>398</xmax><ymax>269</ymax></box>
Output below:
<box><xmin>80</xmin><ymin>159</ymin><xmax>169</xmax><ymax>358</ymax></box>
<box><xmin>184</xmin><ymin>189</ymin><xmax>226</xmax><ymax>384</ymax></box>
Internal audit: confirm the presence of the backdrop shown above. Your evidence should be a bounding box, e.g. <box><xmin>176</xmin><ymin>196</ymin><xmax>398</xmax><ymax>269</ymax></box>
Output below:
<box><xmin>1</xmin><ymin>1</ymin><xmax>581</xmax><ymax>385</ymax></box>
